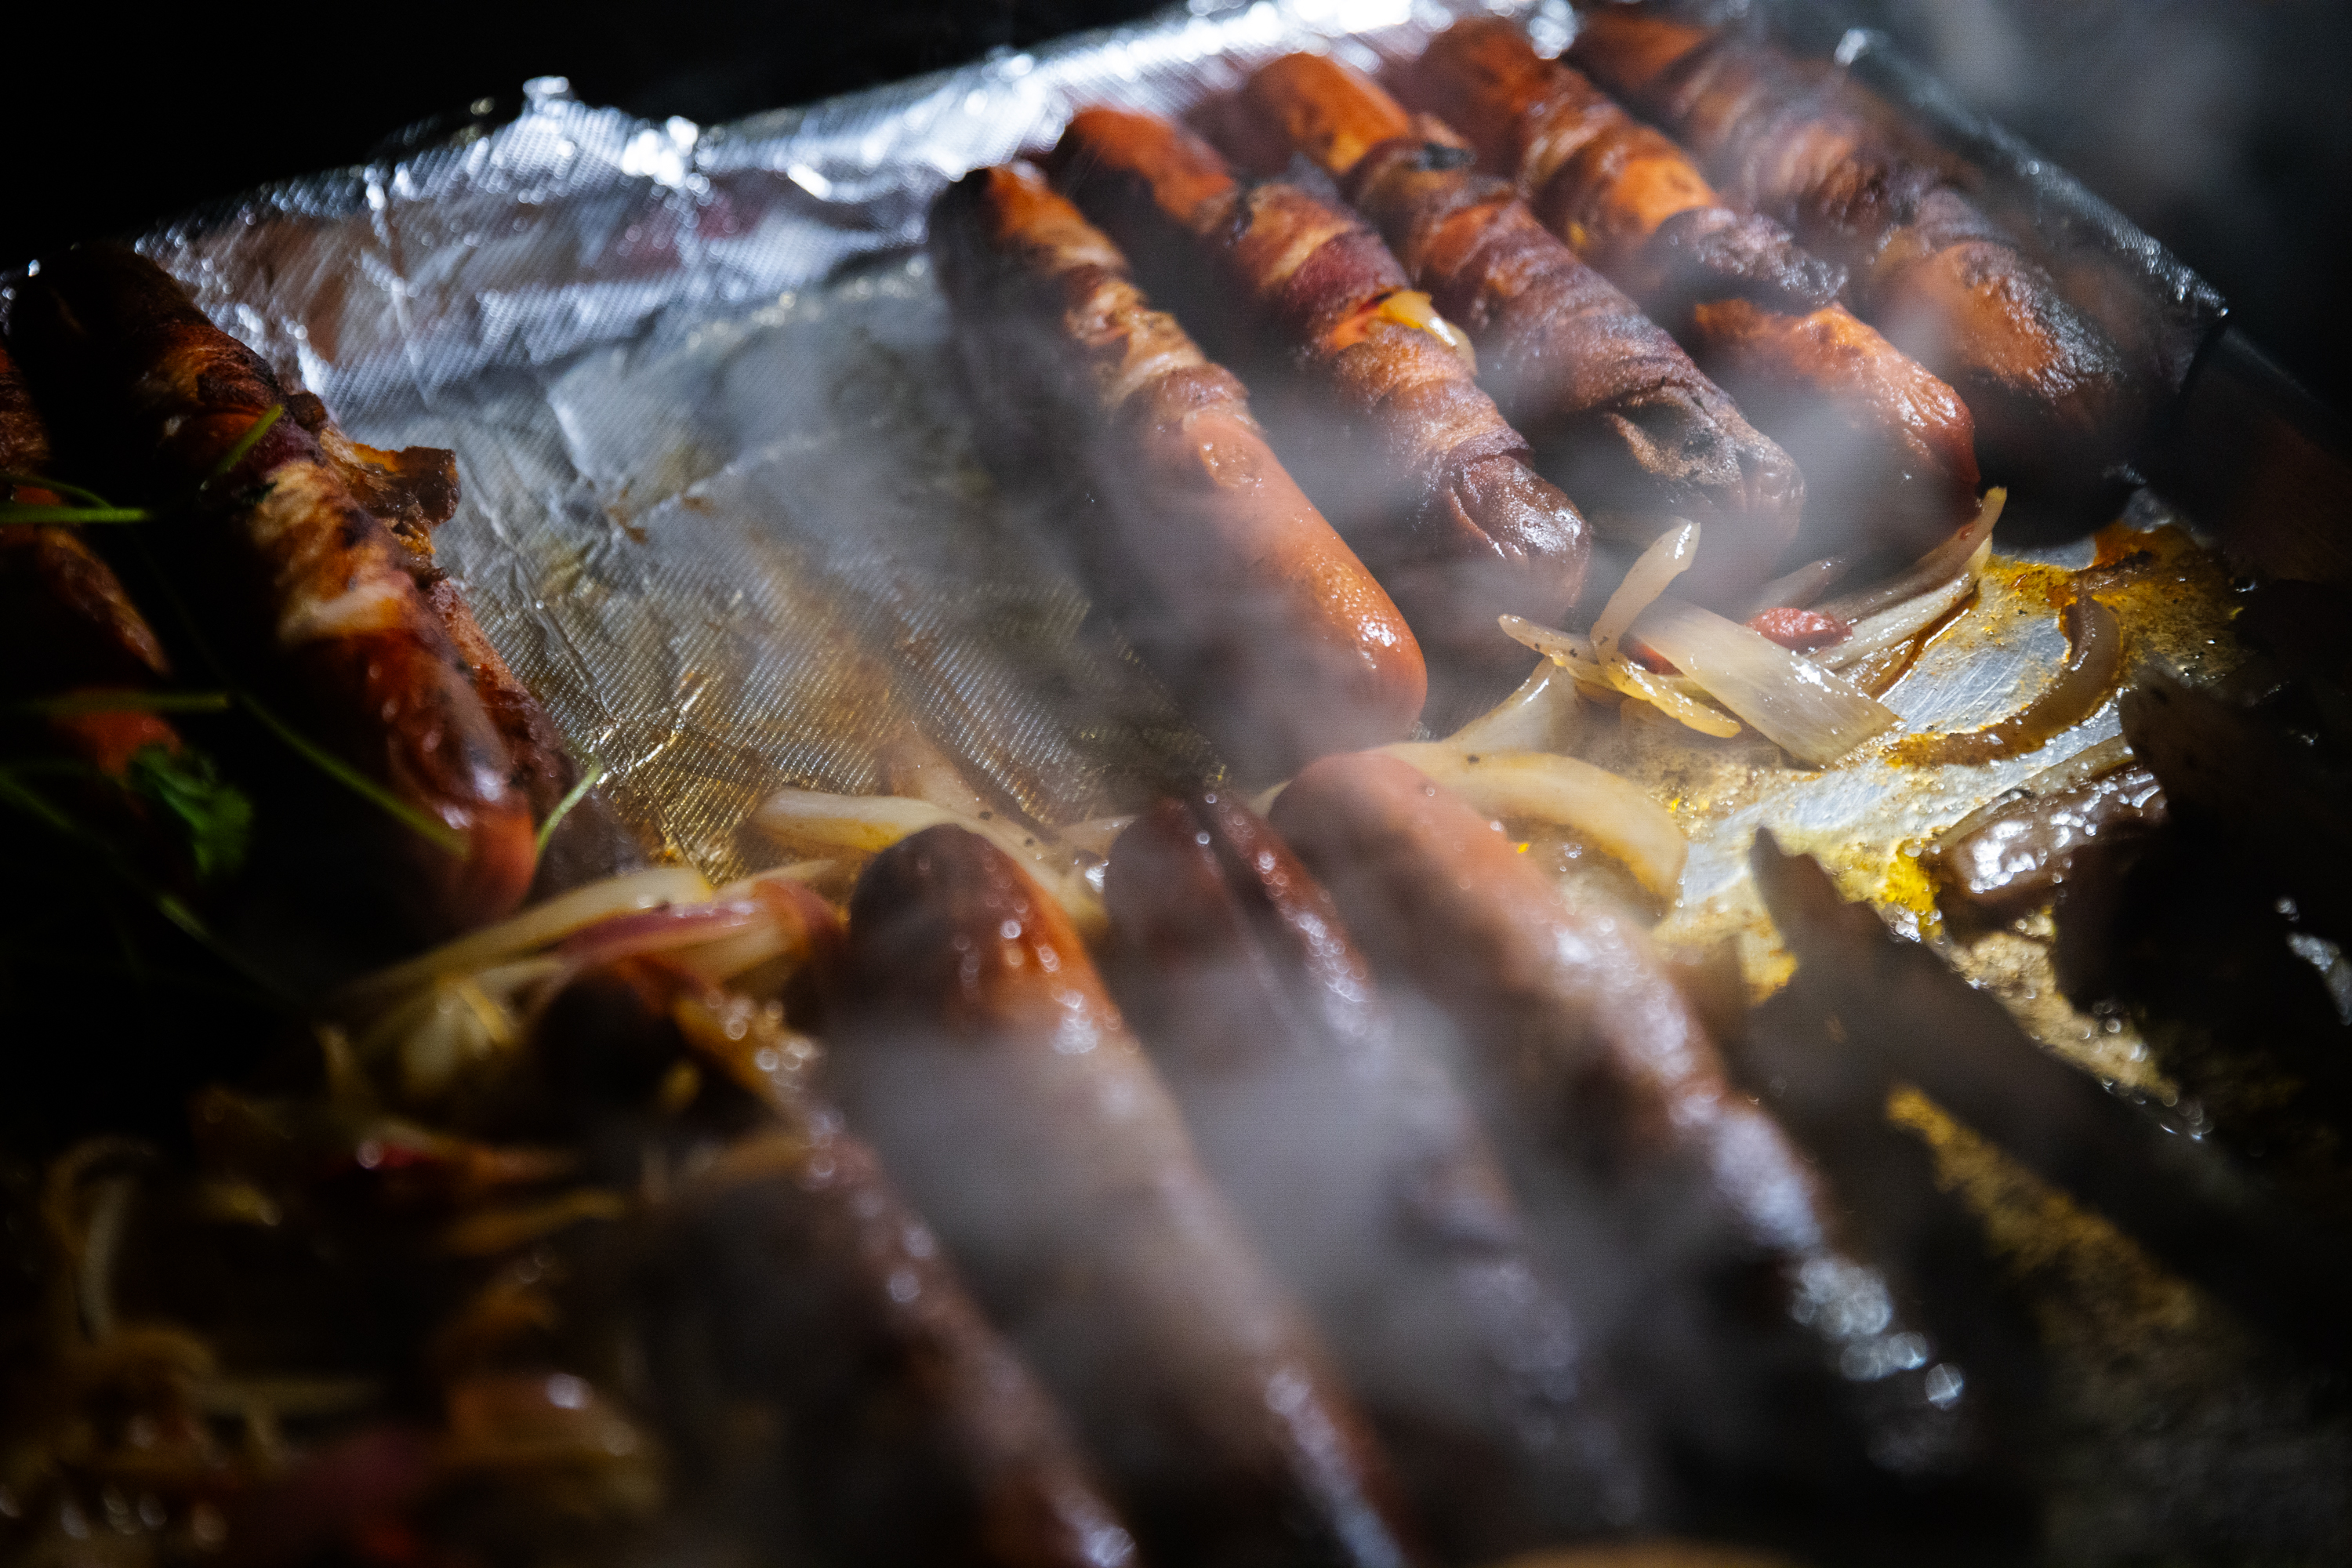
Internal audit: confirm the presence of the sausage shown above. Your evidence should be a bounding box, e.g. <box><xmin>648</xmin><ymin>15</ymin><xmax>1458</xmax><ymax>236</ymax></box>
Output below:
<box><xmin>928</xmin><ymin>164</ymin><xmax>1426</xmax><ymax>779</ymax></box>
<box><xmin>1266</xmin><ymin>752</ymin><xmax>1979</xmax><ymax>1505</ymax></box>
<box><xmin>1407</xmin><ymin>20</ymin><xmax>1981</xmax><ymax>568</ymax></box>
<box><xmin>540</xmin><ymin>956</ymin><xmax>1140</xmax><ymax>1568</ymax></box>
<box><xmin>1565</xmin><ymin>8</ymin><xmax>2142</xmax><ymax>519</ymax></box>
<box><xmin>1221</xmin><ymin>53</ymin><xmax>1802</xmax><ymax>604</ymax></box>
<box><xmin>833</xmin><ymin>824</ymin><xmax>1426</xmax><ymax>1568</ymax></box>
<box><xmin>277</xmin><ymin>390</ymin><xmax>642</xmax><ymax>896</ymax></box>
<box><xmin>1102</xmin><ymin>792</ymin><xmax>1655</xmax><ymax>1556</ymax></box>
<box><xmin>9</xmin><ymin>245</ymin><xmax>535</xmax><ymax>936</ymax></box>
<box><xmin>1047</xmin><ymin>108</ymin><xmax>1588</xmax><ymax>684</ymax></box>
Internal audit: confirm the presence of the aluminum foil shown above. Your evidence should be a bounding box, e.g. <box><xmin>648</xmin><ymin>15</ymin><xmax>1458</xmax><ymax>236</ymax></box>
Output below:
<box><xmin>76</xmin><ymin>0</ymin><xmax>2234</xmax><ymax>1055</ymax></box>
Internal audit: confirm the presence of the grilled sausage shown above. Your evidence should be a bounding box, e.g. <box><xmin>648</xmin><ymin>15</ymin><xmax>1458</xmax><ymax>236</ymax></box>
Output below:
<box><xmin>1407</xmin><ymin>20</ymin><xmax>1981</xmax><ymax>568</ymax></box>
<box><xmin>545</xmin><ymin>956</ymin><xmax>1140</xmax><ymax>1568</ymax></box>
<box><xmin>1049</xmin><ymin>108</ymin><xmax>1587</xmax><ymax>685</ymax></box>
<box><xmin>1266</xmin><ymin>753</ymin><xmax>1977</xmax><ymax>1506</ymax></box>
<box><xmin>1221</xmin><ymin>53</ymin><xmax>1802</xmax><ymax>603</ymax></box>
<box><xmin>929</xmin><ymin>164</ymin><xmax>1425</xmax><ymax>779</ymax></box>
<box><xmin>1566</xmin><ymin>7</ymin><xmax>2141</xmax><ymax>520</ymax></box>
<box><xmin>1103</xmin><ymin>791</ymin><xmax>1655</xmax><ymax>1556</ymax></box>
<box><xmin>834</xmin><ymin>825</ymin><xmax>1426</xmax><ymax>1568</ymax></box>
<box><xmin>9</xmin><ymin>245</ymin><xmax>535</xmax><ymax>935</ymax></box>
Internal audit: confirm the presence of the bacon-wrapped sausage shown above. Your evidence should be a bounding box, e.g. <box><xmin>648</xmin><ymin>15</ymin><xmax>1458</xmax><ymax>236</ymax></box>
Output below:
<box><xmin>1267</xmin><ymin>753</ymin><xmax>1978</xmax><ymax>1509</ymax></box>
<box><xmin>9</xmin><ymin>245</ymin><xmax>535</xmax><ymax>935</ymax></box>
<box><xmin>1103</xmin><ymin>791</ymin><xmax>1654</xmax><ymax>1556</ymax></box>
<box><xmin>543</xmin><ymin>956</ymin><xmax>1141</xmax><ymax>1568</ymax></box>
<box><xmin>1049</xmin><ymin>108</ymin><xmax>1587</xmax><ymax>684</ymax></box>
<box><xmin>1566</xmin><ymin>8</ymin><xmax>2140</xmax><ymax>518</ymax></box>
<box><xmin>1220</xmin><ymin>53</ymin><xmax>1802</xmax><ymax>604</ymax></box>
<box><xmin>834</xmin><ymin>825</ymin><xmax>1427</xmax><ymax>1568</ymax></box>
<box><xmin>1407</xmin><ymin>20</ymin><xmax>1981</xmax><ymax>568</ymax></box>
<box><xmin>929</xmin><ymin>164</ymin><xmax>1425</xmax><ymax>779</ymax></box>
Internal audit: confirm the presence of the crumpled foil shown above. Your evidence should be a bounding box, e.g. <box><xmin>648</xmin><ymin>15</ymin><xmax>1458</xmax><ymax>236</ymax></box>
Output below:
<box><xmin>35</xmin><ymin>0</ymin><xmax>2232</xmax><ymax>1001</ymax></box>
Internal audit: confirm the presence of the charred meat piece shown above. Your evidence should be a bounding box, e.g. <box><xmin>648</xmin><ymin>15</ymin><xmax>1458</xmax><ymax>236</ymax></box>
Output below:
<box><xmin>1409</xmin><ymin>19</ymin><xmax>1981</xmax><ymax>568</ymax></box>
<box><xmin>1104</xmin><ymin>791</ymin><xmax>1655</xmax><ymax>1556</ymax></box>
<box><xmin>1929</xmin><ymin>762</ymin><xmax>2167</xmax><ymax>924</ymax></box>
<box><xmin>9</xmin><ymin>245</ymin><xmax>535</xmax><ymax>936</ymax></box>
<box><xmin>928</xmin><ymin>164</ymin><xmax>1426</xmax><ymax>779</ymax></box>
<box><xmin>834</xmin><ymin>825</ymin><xmax>1428</xmax><ymax>1568</ymax></box>
<box><xmin>1269</xmin><ymin>753</ymin><xmax>1981</xmax><ymax>1523</ymax></box>
<box><xmin>1567</xmin><ymin>7</ymin><xmax>2142</xmax><ymax>521</ymax></box>
<box><xmin>1752</xmin><ymin>830</ymin><xmax>2352</xmax><ymax>1373</ymax></box>
<box><xmin>1221</xmin><ymin>53</ymin><xmax>1802</xmax><ymax>604</ymax></box>
<box><xmin>1049</xmin><ymin>107</ymin><xmax>1587</xmax><ymax>683</ymax></box>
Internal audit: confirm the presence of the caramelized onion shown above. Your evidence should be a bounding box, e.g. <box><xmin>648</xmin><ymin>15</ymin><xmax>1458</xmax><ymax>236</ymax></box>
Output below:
<box><xmin>1896</xmin><ymin>595</ymin><xmax>2122</xmax><ymax>766</ymax></box>
<box><xmin>1593</xmin><ymin>518</ymin><xmax>1700</xmax><ymax>662</ymax></box>
<box><xmin>1818</xmin><ymin>488</ymin><xmax>2005</xmax><ymax>624</ymax></box>
<box><xmin>1631</xmin><ymin>596</ymin><xmax>1899</xmax><ymax>765</ymax></box>
<box><xmin>1446</xmin><ymin>659</ymin><xmax>1588</xmax><ymax>753</ymax></box>
<box><xmin>1816</xmin><ymin>543</ymin><xmax>1987</xmax><ymax>670</ymax></box>
<box><xmin>1740</xmin><ymin>557</ymin><xmax>1850</xmax><ymax>616</ymax></box>
<box><xmin>1500</xmin><ymin>615</ymin><xmax>1742</xmax><ymax>739</ymax></box>
<box><xmin>1378</xmin><ymin>742</ymin><xmax>1689</xmax><ymax>898</ymax></box>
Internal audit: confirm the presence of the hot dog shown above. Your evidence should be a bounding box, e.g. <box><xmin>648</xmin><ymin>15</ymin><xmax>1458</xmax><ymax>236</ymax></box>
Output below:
<box><xmin>9</xmin><ymin>245</ymin><xmax>536</xmax><ymax>935</ymax></box>
<box><xmin>1405</xmin><ymin>21</ymin><xmax>1982</xmax><ymax>568</ymax></box>
<box><xmin>1048</xmin><ymin>108</ymin><xmax>1587</xmax><ymax>687</ymax></box>
<box><xmin>834</xmin><ymin>825</ymin><xmax>1426</xmax><ymax>1568</ymax></box>
<box><xmin>1103</xmin><ymin>791</ymin><xmax>1655</xmax><ymax>1556</ymax></box>
<box><xmin>928</xmin><ymin>165</ymin><xmax>1425</xmax><ymax>779</ymax></box>
<box><xmin>1565</xmin><ymin>8</ymin><xmax>2141</xmax><ymax>520</ymax></box>
<box><xmin>539</xmin><ymin>956</ymin><xmax>1141</xmax><ymax>1568</ymax></box>
<box><xmin>1266</xmin><ymin>753</ymin><xmax>1976</xmax><ymax>1511</ymax></box>
<box><xmin>1220</xmin><ymin>53</ymin><xmax>1801</xmax><ymax>604</ymax></box>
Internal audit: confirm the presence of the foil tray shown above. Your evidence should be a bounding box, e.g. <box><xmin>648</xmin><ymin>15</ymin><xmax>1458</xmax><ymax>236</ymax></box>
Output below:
<box><xmin>19</xmin><ymin>0</ymin><xmax>2343</xmax><ymax>1551</ymax></box>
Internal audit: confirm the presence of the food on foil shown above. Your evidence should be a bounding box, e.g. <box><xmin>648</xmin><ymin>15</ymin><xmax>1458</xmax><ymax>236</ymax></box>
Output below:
<box><xmin>1566</xmin><ymin>6</ymin><xmax>2146</xmax><ymax>524</ymax></box>
<box><xmin>1049</xmin><ymin>107</ymin><xmax>1591</xmax><ymax>699</ymax></box>
<box><xmin>1102</xmin><ymin>790</ymin><xmax>1650</xmax><ymax>1557</ymax></box>
<box><xmin>1405</xmin><ymin>20</ymin><xmax>1983</xmax><ymax>571</ymax></box>
<box><xmin>3</xmin><ymin>3</ymin><xmax>2347</xmax><ymax>1563</ymax></box>
<box><xmin>834</xmin><ymin>826</ymin><xmax>1424</xmax><ymax>1568</ymax></box>
<box><xmin>1214</xmin><ymin>53</ymin><xmax>1804</xmax><ymax>604</ymax></box>
<box><xmin>927</xmin><ymin>162</ymin><xmax>1426</xmax><ymax>781</ymax></box>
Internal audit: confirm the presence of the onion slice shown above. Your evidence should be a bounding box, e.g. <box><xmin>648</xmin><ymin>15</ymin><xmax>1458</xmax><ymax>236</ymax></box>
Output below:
<box><xmin>1818</xmin><ymin>488</ymin><xmax>2005</xmax><ymax>624</ymax></box>
<box><xmin>1447</xmin><ymin>659</ymin><xmax>1587</xmax><ymax>753</ymax></box>
<box><xmin>1815</xmin><ymin>539</ymin><xmax>1987</xmax><ymax>670</ymax></box>
<box><xmin>1630</xmin><ymin>596</ymin><xmax>1899</xmax><ymax>764</ymax></box>
<box><xmin>1896</xmin><ymin>595</ymin><xmax>2122</xmax><ymax>766</ymax></box>
<box><xmin>1740</xmin><ymin>557</ymin><xmax>1851</xmax><ymax>617</ymax></box>
<box><xmin>1380</xmin><ymin>743</ymin><xmax>1688</xmax><ymax>899</ymax></box>
<box><xmin>754</xmin><ymin>787</ymin><xmax>1106</xmax><ymax>936</ymax></box>
<box><xmin>340</xmin><ymin>866</ymin><xmax>714</xmax><ymax>1010</ymax></box>
<box><xmin>1593</xmin><ymin>519</ymin><xmax>1699</xmax><ymax>663</ymax></box>
<box><xmin>1499</xmin><ymin>616</ymin><xmax>1744</xmax><ymax>739</ymax></box>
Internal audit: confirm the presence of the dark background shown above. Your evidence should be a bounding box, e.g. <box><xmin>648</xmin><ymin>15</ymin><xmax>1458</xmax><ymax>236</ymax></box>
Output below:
<box><xmin>5</xmin><ymin>0</ymin><xmax>2347</xmax><ymax>419</ymax></box>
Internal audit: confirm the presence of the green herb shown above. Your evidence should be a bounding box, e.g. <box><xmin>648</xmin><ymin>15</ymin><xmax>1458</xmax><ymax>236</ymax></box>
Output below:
<box><xmin>124</xmin><ymin>744</ymin><xmax>253</xmax><ymax>883</ymax></box>
<box><xmin>14</xmin><ymin>690</ymin><xmax>234</xmax><ymax>717</ymax></box>
<box><xmin>200</xmin><ymin>404</ymin><xmax>285</xmax><ymax>491</ymax></box>
<box><xmin>0</xmin><ymin>470</ymin><xmax>120</xmax><ymax>510</ymax></box>
<box><xmin>237</xmin><ymin>693</ymin><xmax>469</xmax><ymax>858</ymax></box>
<box><xmin>0</xmin><ymin>503</ymin><xmax>152</xmax><ymax>524</ymax></box>
<box><xmin>533</xmin><ymin>754</ymin><xmax>608</xmax><ymax>862</ymax></box>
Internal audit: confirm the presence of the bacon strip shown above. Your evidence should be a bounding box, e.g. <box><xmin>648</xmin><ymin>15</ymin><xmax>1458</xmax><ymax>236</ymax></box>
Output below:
<box><xmin>1049</xmin><ymin>107</ymin><xmax>1588</xmax><ymax>683</ymax></box>
<box><xmin>1566</xmin><ymin>8</ymin><xmax>2141</xmax><ymax>517</ymax></box>
<box><xmin>929</xmin><ymin>164</ymin><xmax>1426</xmax><ymax>778</ymax></box>
<box><xmin>9</xmin><ymin>245</ymin><xmax>535</xmax><ymax>935</ymax></box>
<box><xmin>1221</xmin><ymin>53</ymin><xmax>1802</xmax><ymax>604</ymax></box>
<box><xmin>1409</xmin><ymin>20</ymin><xmax>1982</xmax><ymax>567</ymax></box>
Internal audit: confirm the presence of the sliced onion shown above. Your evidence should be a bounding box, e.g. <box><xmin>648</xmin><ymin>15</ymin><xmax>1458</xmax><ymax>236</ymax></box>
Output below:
<box><xmin>1740</xmin><ymin>557</ymin><xmax>1851</xmax><ymax>617</ymax></box>
<box><xmin>1380</xmin><ymin>743</ymin><xmax>1688</xmax><ymax>898</ymax></box>
<box><xmin>1815</xmin><ymin>539</ymin><xmax>1987</xmax><ymax>670</ymax></box>
<box><xmin>1499</xmin><ymin>615</ymin><xmax>1742</xmax><ymax>739</ymax></box>
<box><xmin>341</xmin><ymin>866</ymin><xmax>714</xmax><ymax>1011</ymax></box>
<box><xmin>1818</xmin><ymin>487</ymin><xmax>2005</xmax><ymax>624</ymax></box>
<box><xmin>1593</xmin><ymin>518</ymin><xmax>1699</xmax><ymax>663</ymax></box>
<box><xmin>1896</xmin><ymin>595</ymin><xmax>2122</xmax><ymax>766</ymax></box>
<box><xmin>558</xmin><ymin>901</ymin><xmax>771</xmax><ymax>970</ymax></box>
<box><xmin>754</xmin><ymin>788</ymin><xmax>1105</xmax><ymax>936</ymax></box>
<box><xmin>1630</xmin><ymin>595</ymin><xmax>1899</xmax><ymax>764</ymax></box>
<box><xmin>1447</xmin><ymin>659</ymin><xmax>1588</xmax><ymax>753</ymax></box>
